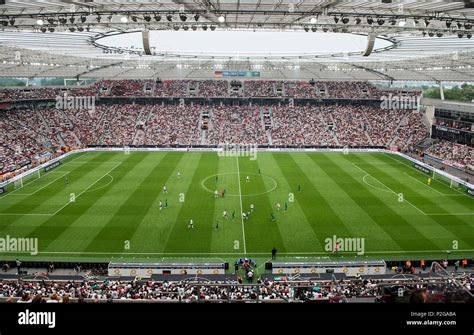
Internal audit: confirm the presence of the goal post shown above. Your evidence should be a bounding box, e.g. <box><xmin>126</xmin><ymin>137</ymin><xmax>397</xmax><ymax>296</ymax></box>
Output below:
<box><xmin>432</xmin><ymin>170</ymin><xmax>461</xmax><ymax>190</ymax></box>
<box><xmin>395</xmin><ymin>151</ymin><xmax>473</xmax><ymax>194</ymax></box>
<box><xmin>13</xmin><ymin>177</ymin><xmax>23</xmax><ymax>190</ymax></box>
<box><xmin>9</xmin><ymin>167</ymin><xmax>42</xmax><ymax>191</ymax></box>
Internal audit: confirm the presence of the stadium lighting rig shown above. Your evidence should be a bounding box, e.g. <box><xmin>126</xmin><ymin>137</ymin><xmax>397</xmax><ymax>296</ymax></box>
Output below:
<box><xmin>1</xmin><ymin>10</ymin><xmax>473</xmax><ymax>37</ymax></box>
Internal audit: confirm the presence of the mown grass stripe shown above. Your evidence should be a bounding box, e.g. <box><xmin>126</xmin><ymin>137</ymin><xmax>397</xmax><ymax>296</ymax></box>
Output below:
<box><xmin>43</xmin><ymin>153</ymin><xmax>165</xmax><ymax>252</ymax></box>
<box><xmin>302</xmin><ymin>153</ymin><xmax>402</xmax><ymax>251</ymax></box>
<box><xmin>362</xmin><ymin>154</ymin><xmax>474</xmax><ymax>248</ymax></box>
<box><xmin>273</xmin><ymin>153</ymin><xmax>352</xmax><ymax>249</ymax></box>
<box><xmin>164</xmin><ymin>153</ymin><xmax>219</xmax><ymax>253</ymax></box>
<box><xmin>343</xmin><ymin>154</ymin><xmax>456</xmax><ymax>250</ymax></box>
<box><xmin>82</xmin><ymin>152</ymin><xmax>184</xmax><ymax>252</ymax></box>
<box><xmin>26</xmin><ymin>152</ymin><xmax>148</xmax><ymax>250</ymax></box>
<box><xmin>257</xmin><ymin>153</ymin><xmax>322</xmax><ymax>253</ymax></box>
<box><xmin>0</xmin><ymin>152</ymin><xmax>117</xmax><ymax>232</ymax></box>
<box><xmin>321</xmin><ymin>153</ymin><xmax>440</xmax><ymax>251</ymax></box>
<box><xmin>240</xmin><ymin>156</ymin><xmax>286</xmax><ymax>254</ymax></box>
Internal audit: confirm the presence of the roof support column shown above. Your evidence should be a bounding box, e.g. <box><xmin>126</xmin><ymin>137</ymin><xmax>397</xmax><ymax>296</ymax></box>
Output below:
<box><xmin>439</xmin><ymin>81</ymin><xmax>445</xmax><ymax>100</ymax></box>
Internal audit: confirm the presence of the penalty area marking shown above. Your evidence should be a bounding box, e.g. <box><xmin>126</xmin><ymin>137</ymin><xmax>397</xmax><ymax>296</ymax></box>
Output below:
<box><xmin>83</xmin><ymin>174</ymin><xmax>114</xmax><ymax>194</ymax></box>
<box><xmin>384</xmin><ymin>153</ymin><xmax>470</xmax><ymax>198</ymax></box>
<box><xmin>0</xmin><ymin>162</ymin><xmax>121</xmax><ymax>217</ymax></box>
<box><xmin>5</xmin><ymin>171</ymin><xmax>71</xmax><ymax>197</ymax></box>
<box><xmin>201</xmin><ymin>172</ymin><xmax>278</xmax><ymax>197</ymax></box>
<box><xmin>352</xmin><ymin>163</ymin><xmax>427</xmax><ymax>216</ymax></box>
<box><xmin>403</xmin><ymin>172</ymin><xmax>448</xmax><ymax>196</ymax></box>
<box><xmin>362</xmin><ymin>174</ymin><xmax>392</xmax><ymax>194</ymax></box>
<box><xmin>50</xmin><ymin>162</ymin><xmax>122</xmax><ymax>216</ymax></box>
<box><xmin>355</xmin><ymin>163</ymin><xmax>473</xmax><ymax>216</ymax></box>
<box><xmin>0</xmin><ymin>152</ymin><xmax>87</xmax><ymax>199</ymax></box>
<box><xmin>0</xmin><ymin>170</ymin><xmax>70</xmax><ymax>199</ymax></box>
<box><xmin>402</xmin><ymin>172</ymin><xmax>466</xmax><ymax>197</ymax></box>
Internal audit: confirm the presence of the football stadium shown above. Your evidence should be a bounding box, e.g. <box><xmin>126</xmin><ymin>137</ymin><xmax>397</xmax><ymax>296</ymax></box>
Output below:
<box><xmin>0</xmin><ymin>0</ymin><xmax>473</xmax><ymax>312</ymax></box>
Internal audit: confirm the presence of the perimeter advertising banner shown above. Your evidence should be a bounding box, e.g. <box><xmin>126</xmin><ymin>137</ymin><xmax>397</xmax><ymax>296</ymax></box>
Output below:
<box><xmin>44</xmin><ymin>161</ymin><xmax>61</xmax><ymax>173</ymax></box>
<box><xmin>215</xmin><ymin>71</ymin><xmax>260</xmax><ymax>77</ymax></box>
<box><xmin>413</xmin><ymin>163</ymin><xmax>432</xmax><ymax>175</ymax></box>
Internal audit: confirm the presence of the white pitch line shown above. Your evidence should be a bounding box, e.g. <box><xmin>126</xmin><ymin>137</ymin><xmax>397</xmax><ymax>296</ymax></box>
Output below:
<box><xmin>0</xmin><ymin>213</ymin><xmax>53</xmax><ymax>216</ymax></box>
<box><xmin>403</xmin><ymin>172</ymin><xmax>446</xmax><ymax>196</ymax></box>
<box><xmin>362</xmin><ymin>174</ymin><xmax>392</xmax><ymax>194</ymax></box>
<box><xmin>403</xmin><ymin>172</ymin><xmax>465</xmax><ymax>197</ymax></box>
<box><xmin>22</xmin><ymin>172</ymin><xmax>71</xmax><ymax>196</ymax></box>
<box><xmin>0</xmin><ymin>164</ymin><xmax>121</xmax><ymax>217</ymax></box>
<box><xmin>352</xmin><ymin>163</ymin><xmax>428</xmax><ymax>216</ymax></box>
<box><xmin>0</xmin><ymin>152</ymin><xmax>86</xmax><ymax>199</ymax></box>
<box><xmin>68</xmin><ymin>161</ymin><xmax>124</xmax><ymax>164</ymax></box>
<box><xmin>201</xmin><ymin>172</ymin><xmax>278</xmax><ymax>197</ymax></box>
<box><xmin>384</xmin><ymin>153</ymin><xmax>470</xmax><ymax>197</ymax></box>
<box><xmin>426</xmin><ymin>213</ymin><xmax>474</xmax><ymax>216</ymax></box>
<box><xmin>83</xmin><ymin>174</ymin><xmax>114</xmax><ymax>194</ymax></box>
<box><xmin>4</xmin><ymin>249</ymin><xmax>474</xmax><ymax>256</ymax></box>
<box><xmin>0</xmin><ymin>176</ymin><xmax>40</xmax><ymax>198</ymax></box>
<box><xmin>236</xmin><ymin>156</ymin><xmax>247</xmax><ymax>254</ymax></box>
<box><xmin>50</xmin><ymin>162</ymin><xmax>122</xmax><ymax>216</ymax></box>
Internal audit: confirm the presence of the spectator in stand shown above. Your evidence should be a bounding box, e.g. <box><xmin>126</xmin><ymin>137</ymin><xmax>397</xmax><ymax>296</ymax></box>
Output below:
<box><xmin>0</xmin><ymin>81</ymin><xmax>430</xmax><ymax>180</ymax></box>
<box><xmin>0</xmin><ymin>274</ymin><xmax>470</xmax><ymax>302</ymax></box>
<box><xmin>425</xmin><ymin>140</ymin><xmax>473</xmax><ymax>170</ymax></box>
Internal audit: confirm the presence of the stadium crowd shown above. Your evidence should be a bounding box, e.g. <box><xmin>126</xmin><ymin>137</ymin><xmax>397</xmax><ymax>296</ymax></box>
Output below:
<box><xmin>243</xmin><ymin>80</ymin><xmax>279</xmax><ymax>97</ymax></box>
<box><xmin>206</xmin><ymin>105</ymin><xmax>267</xmax><ymax>145</ymax></box>
<box><xmin>435</xmin><ymin>118</ymin><xmax>472</xmax><ymax>131</ymax></box>
<box><xmin>1</xmin><ymin>80</ymin><xmax>471</xmax><ymax>179</ymax></box>
<box><xmin>425</xmin><ymin>140</ymin><xmax>473</xmax><ymax>170</ymax></box>
<box><xmin>0</xmin><ymin>272</ymin><xmax>472</xmax><ymax>303</ymax></box>
<box><xmin>0</xmin><ymin>100</ymin><xmax>454</xmax><ymax>178</ymax></box>
<box><xmin>271</xmin><ymin>105</ymin><xmax>337</xmax><ymax>146</ymax></box>
<box><xmin>0</xmin><ymin>79</ymin><xmax>422</xmax><ymax>101</ymax></box>
<box><xmin>143</xmin><ymin>104</ymin><xmax>201</xmax><ymax>146</ymax></box>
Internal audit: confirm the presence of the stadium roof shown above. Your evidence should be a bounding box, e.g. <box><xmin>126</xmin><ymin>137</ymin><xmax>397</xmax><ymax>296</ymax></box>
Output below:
<box><xmin>0</xmin><ymin>0</ymin><xmax>474</xmax><ymax>81</ymax></box>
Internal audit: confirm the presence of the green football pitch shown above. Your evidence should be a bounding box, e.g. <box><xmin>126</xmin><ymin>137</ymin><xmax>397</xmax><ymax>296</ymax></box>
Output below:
<box><xmin>0</xmin><ymin>151</ymin><xmax>473</xmax><ymax>265</ymax></box>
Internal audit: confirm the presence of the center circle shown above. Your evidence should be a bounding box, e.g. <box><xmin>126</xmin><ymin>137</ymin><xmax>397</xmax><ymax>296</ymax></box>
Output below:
<box><xmin>201</xmin><ymin>172</ymin><xmax>278</xmax><ymax>197</ymax></box>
